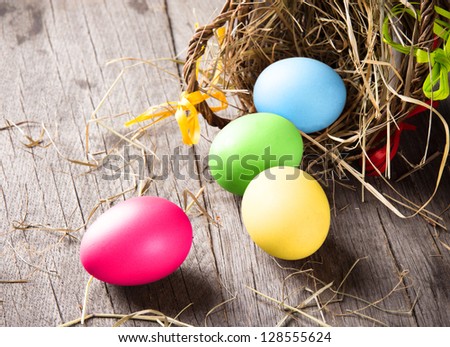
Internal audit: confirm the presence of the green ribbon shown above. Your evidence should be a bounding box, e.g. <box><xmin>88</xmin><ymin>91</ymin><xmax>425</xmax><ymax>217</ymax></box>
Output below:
<box><xmin>383</xmin><ymin>4</ymin><xmax>450</xmax><ymax>100</ymax></box>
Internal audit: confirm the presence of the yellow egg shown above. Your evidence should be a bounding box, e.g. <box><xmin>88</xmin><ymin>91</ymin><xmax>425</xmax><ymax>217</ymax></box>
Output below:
<box><xmin>241</xmin><ymin>166</ymin><xmax>330</xmax><ymax>260</ymax></box>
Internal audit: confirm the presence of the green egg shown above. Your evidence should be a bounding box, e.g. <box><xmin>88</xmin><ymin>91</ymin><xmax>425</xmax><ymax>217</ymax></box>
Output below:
<box><xmin>208</xmin><ymin>112</ymin><xmax>303</xmax><ymax>196</ymax></box>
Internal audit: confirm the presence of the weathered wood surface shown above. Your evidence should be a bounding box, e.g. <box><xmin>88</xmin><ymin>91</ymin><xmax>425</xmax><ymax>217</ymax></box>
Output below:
<box><xmin>0</xmin><ymin>0</ymin><xmax>449</xmax><ymax>327</ymax></box>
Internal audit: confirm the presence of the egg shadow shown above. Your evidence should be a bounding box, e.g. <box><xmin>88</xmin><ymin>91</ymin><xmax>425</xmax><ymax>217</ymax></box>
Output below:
<box><xmin>264</xmin><ymin>231</ymin><xmax>373</xmax><ymax>326</ymax></box>
<box><xmin>107</xmin><ymin>266</ymin><xmax>223</xmax><ymax>326</ymax></box>
<box><xmin>273</xmin><ymin>229</ymin><xmax>359</xmax><ymax>284</ymax></box>
<box><xmin>269</xmin><ymin>195</ymin><xmax>424</xmax><ymax>327</ymax></box>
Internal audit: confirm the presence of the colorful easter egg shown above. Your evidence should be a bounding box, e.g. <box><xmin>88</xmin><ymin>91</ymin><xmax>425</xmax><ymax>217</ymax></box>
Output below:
<box><xmin>241</xmin><ymin>166</ymin><xmax>330</xmax><ymax>260</ymax></box>
<box><xmin>253</xmin><ymin>57</ymin><xmax>347</xmax><ymax>133</ymax></box>
<box><xmin>208</xmin><ymin>112</ymin><xmax>303</xmax><ymax>196</ymax></box>
<box><xmin>80</xmin><ymin>196</ymin><xmax>192</xmax><ymax>286</ymax></box>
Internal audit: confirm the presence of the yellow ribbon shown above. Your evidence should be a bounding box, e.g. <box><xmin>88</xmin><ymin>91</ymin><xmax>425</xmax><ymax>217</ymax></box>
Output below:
<box><xmin>383</xmin><ymin>5</ymin><xmax>450</xmax><ymax>100</ymax></box>
<box><xmin>126</xmin><ymin>26</ymin><xmax>228</xmax><ymax>145</ymax></box>
<box><xmin>125</xmin><ymin>89</ymin><xmax>227</xmax><ymax>145</ymax></box>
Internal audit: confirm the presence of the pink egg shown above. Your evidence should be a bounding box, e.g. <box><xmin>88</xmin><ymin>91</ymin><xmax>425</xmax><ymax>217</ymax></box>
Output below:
<box><xmin>80</xmin><ymin>196</ymin><xmax>192</xmax><ymax>286</ymax></box>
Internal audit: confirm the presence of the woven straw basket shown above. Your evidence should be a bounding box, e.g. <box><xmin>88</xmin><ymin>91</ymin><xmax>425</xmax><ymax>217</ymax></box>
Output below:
<box><xmin>182</xmin><ymin>0</ymin><xmax>448</xmax><ymax>178</ymax></box>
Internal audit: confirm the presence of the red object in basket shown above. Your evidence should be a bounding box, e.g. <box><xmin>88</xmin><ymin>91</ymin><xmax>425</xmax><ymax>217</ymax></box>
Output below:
<box><xmin>364</xmin><ymin>100</ymin><xmax>440</xmax><ymax>176</ymax></box>
<box><xmin>364</xmin><ymin>34</ymin><xmax>442</xmax><ymax>176</ymax></box>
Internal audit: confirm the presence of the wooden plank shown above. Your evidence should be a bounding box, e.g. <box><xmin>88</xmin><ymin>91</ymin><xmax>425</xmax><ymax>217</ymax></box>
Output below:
<box><xmin>0</xmin><ymin>0</ymin><xmax>449</xmax><ymax>327</ymax></box>
<box><xmin>0</xmin><ymin>0</ymin><xmax>230</xmax><ymax>327</ymax></box>
<box><xmin>375</xmin><ymin>98</ymin><xmax>450</xmax><ymax>326</ymax></box>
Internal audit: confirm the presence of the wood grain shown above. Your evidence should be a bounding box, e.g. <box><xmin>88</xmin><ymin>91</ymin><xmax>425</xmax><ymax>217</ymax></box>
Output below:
<box><xmin>0</xmin><ymin>0</ymin><xmax>449</xmax><ymax>327</ymax></box>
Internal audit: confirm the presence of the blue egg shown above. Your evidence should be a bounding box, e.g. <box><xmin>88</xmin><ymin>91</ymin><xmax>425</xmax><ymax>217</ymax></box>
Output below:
<box><xmin>253</xmin><ymin>57</ymin><xmax>347</xmax><ymax>133</ymax></box>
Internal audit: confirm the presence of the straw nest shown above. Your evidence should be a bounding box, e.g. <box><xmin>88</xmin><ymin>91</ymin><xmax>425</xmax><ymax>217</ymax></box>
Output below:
<box><xmin>181</xmin><ymin>0</ymin><xmax>449</xmax><ymax>216</ymax></box>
